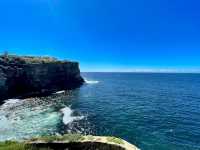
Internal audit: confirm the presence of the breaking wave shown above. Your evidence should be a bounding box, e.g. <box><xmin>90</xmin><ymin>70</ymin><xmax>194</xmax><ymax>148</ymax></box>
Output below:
<box><xmin>61</xmin><ymin>106</ymin><xmax>84</xmax><ymax>125</ymax></box>
<box><xmin>2</xmin><ymin>99</ymin><xmax>22</xmax><ymax>108</ymax></box>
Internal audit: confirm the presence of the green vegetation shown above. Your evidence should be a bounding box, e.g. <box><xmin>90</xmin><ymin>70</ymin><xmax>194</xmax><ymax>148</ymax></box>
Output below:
<box><xmin>0</xmin><ymin>141</ymin><xmax>52</xmax><ymax>150</ymax></box>
<box><xmin>0</xmin><ymin>141</ymin><xmax>26</xmax><ymax>150</ymax></box>
<box><xmin>107</xmin><ymin>137</ymin><xmax>124</xmax><ymax>145</ymax></box>
<box><xmin>29</xmin><ymin>134</ymin><xmax>85</xmax><ymax>143</ymax></box>
<box><xmin>0</xmin><ymin>134</ymin><xmax>85</xmax><ymax>150</ymax></box>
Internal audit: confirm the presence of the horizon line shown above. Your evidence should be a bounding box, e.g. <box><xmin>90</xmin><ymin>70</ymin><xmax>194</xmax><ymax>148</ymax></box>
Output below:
<box><xmin>80</xmin><ymin>70</ymin><xmax>200</xmax><ymax>74</ymax></box>
<box><xmin>81</xmin><ymin>68</ymin><xmax>200</xmax><ymax>73</ymax></box>
<box><xmin>81</xmin><ymin>71</ymin><xmax>200</xmax><ymax>74</ymax></box>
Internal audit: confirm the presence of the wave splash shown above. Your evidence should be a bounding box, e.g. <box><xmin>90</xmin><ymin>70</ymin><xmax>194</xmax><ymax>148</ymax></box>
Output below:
<box><xmin>0</xmin><ymin>94</ymin><xmax>88</xmax><ymax>141</ymax></box>
<box><xmin>60</xmin><ymin>107</ymin><xmax>84</xmax><ymax>125</ymax></box>
<box><xmin>0</xmin><ymin>98</ymin><xmax>61</xmax><ymax>141</ymax></box>
<box><xmin>84</xmin><ymin>79</ymin><xmax>99</xmax><ymax>84</ymax></box>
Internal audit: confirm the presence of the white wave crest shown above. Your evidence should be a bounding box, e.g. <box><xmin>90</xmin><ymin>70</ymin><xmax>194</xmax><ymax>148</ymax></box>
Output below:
<box><xmin>2</xmin><ymin>99</ymin><xmax>21</xmax><ymax>108</ymax></box>
<box><xmin>54</xmin><ymin>90</ymin><xmax>65</xmax><ymax>94</ymax></box>
<box><xmin>60</xmin><ymin>107</ymin><xmax>84</xmax><ymax>125</ymax></box>
<box><xmin>4</xmin><ymin>99</ymin><xmax>21</xmax><ymax>104</ymax></box>
<box><xmin>85</xmin><ymin>79</ymin><xmax>99</xmax><ymax>84</ymax></box>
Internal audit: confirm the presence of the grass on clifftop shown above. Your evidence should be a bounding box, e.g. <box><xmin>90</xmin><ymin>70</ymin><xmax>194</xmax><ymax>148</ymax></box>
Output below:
<box><xmin>0</xmin><ymin>134</ymin><xmax>85</xmax><ymax>150</ymax></box>
<box><xmin>0</xmin><ymin>141</ymin><xmax>25</xmax><ymax>150</ymax></box>
<box><xmin>0</xmin><ymin>141</ymin><xmax>52</xmax><ymax>150</ymax></box>
<box><xmin>29</xmin><ymin>134</ymin><xmax>85</xmax><ymax>143</ymax></box>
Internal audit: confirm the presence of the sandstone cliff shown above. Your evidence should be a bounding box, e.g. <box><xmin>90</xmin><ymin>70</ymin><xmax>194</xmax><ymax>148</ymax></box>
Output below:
<box><xmin>0</xmin><ymin>55</ymin><xmax>84</xmax><ymax>101</ymax></box>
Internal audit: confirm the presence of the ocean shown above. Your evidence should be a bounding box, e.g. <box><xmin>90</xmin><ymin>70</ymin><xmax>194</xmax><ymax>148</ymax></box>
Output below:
<box><xmin>0</xmin><ymin>73</ymin><xmax>200</xmax><ymax>150</ymax></box>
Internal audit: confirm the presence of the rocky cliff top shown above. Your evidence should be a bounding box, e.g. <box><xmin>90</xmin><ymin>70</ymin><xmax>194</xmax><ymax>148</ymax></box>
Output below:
<box><xmin>0</xmin><ymin>55</ymin><xmax>74</xmax><ymax>65</ymax></box>
<box><xmin>0</xmin><ymin>54</ymin><xmax>84</xmax><ymax>101</ymax></box>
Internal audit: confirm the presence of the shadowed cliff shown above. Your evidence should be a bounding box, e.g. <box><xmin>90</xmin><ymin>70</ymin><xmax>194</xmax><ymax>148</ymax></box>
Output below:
<box><xmin>0</xmin><ymin>55</ymin><xmax>84</xmax><ymax>101</ymax></box>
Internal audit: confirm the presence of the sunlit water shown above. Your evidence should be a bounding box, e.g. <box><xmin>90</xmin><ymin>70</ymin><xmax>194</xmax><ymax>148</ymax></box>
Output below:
<box><xmin>0</xmin><ymin>73</ymin><xmax>200</xmax><ymax>150</ymax></box>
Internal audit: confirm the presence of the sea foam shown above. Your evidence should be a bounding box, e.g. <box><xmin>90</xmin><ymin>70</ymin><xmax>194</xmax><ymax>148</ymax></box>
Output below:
<box><xmin>0</xmin><ymin>97</ymin><xmax>61</xmax><ymax>141</ymax></box>
<box><xmin>3</xmin><ymin>99</ymin><xmax>21</xmax><ymax>105</ymax></box>
<box><xmin>2</xmin><ymin>99</ymin><xmax>22</xmax><ymax>108</ymax></box>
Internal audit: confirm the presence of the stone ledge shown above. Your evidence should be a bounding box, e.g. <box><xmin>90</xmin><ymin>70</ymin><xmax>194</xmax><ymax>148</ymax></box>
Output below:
<box><xmin>28</xmin><ymin>135</ymin><xmax>140</xmax><ymax>150</ymax></box>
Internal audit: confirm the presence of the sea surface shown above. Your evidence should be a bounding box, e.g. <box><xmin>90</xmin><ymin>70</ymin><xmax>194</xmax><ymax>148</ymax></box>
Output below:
<box><xmin>0</xmin><ymin>73</ymin><xmax>200</xmax><ymax>150</ymax></box>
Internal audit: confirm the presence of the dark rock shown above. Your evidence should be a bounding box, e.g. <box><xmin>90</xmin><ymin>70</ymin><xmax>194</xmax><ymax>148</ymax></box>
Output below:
<box><xmin>0</xmin><ymin>55</ymin><xmax>84</xmax><ymax>102</ymax></box>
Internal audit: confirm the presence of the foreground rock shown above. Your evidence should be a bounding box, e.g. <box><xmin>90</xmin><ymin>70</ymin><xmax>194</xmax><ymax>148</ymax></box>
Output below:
<box><xmin>0</xmin><ymin>135</ymin><xmax>140</xmax><ymax>150</ymax></box>
<box><xmin>0</xmin><ymin>55</ymin><xmax>84</xmax><ymax>102</ymax></box>
<box><xmin>27</xmin><ymin>134</ymin><xmax>140</xmax><ymax>150</ymax></box>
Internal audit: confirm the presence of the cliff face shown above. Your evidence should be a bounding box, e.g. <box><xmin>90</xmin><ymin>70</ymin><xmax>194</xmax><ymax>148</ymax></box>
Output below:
<box><xmin>0</xmin><ymin>55</ymin><xmax>84</xmax><ymax>101</ymax></box>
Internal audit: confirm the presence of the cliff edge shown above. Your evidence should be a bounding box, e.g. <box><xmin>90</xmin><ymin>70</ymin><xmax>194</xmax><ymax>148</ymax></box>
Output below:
<box><xmin>0</xmin><ymin>55</ymin><xmax>84</xmax><ymax>101</ymax></box>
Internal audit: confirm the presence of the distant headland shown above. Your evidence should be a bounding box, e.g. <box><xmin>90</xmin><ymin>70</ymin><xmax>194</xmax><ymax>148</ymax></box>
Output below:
<box><xmin>0</xmin><ymin>54</ymin><xmax>84</xmax><ymax>102</ymax></box>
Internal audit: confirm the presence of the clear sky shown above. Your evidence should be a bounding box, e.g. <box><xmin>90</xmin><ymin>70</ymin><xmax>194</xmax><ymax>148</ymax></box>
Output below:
<box><xmin>0</xmin><ymin>0</ymin><xmax>200</xmax><ymax>72</ymax></box>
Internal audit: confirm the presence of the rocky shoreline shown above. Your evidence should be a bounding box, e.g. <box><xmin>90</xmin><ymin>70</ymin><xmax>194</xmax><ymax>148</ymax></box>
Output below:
<box><xmin>0</xmin><ymin>55</ymin><xmax>84</xmax><ymax>102</ymax></box>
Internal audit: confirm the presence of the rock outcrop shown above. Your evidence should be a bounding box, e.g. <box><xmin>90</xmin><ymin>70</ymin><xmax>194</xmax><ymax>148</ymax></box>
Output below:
<box><xmin>0</xmin><ymin>135</ymin><xmax>140</xmax><ymax>150</ymax></box>
<box><xmin>0</xmin><ymin>55</ymin><xmax>84</xmax><ymax>101</ymax></box>
<box><xmin>28</xmin><ymin>135</ymin><xmax>140</xmax><ymax>150</ymax></box>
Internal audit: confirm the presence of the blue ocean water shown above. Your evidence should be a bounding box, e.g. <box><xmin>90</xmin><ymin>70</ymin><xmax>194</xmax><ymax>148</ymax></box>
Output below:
<box><xmin>78</xmin><ymin>73</ymin><xmax>200</xmax><ymax>150</ymax></box>
<box><xmin>0</xmin><ymin>73</ymin><xmax>200</xmax><ymax>150</ymax></box>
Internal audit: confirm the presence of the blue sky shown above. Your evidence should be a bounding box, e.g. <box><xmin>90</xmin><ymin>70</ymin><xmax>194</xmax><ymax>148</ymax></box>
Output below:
<box><xmin>0</xmin><ymin>0</ymin><xmax>200</xmax><ymax>72</ymax></box>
